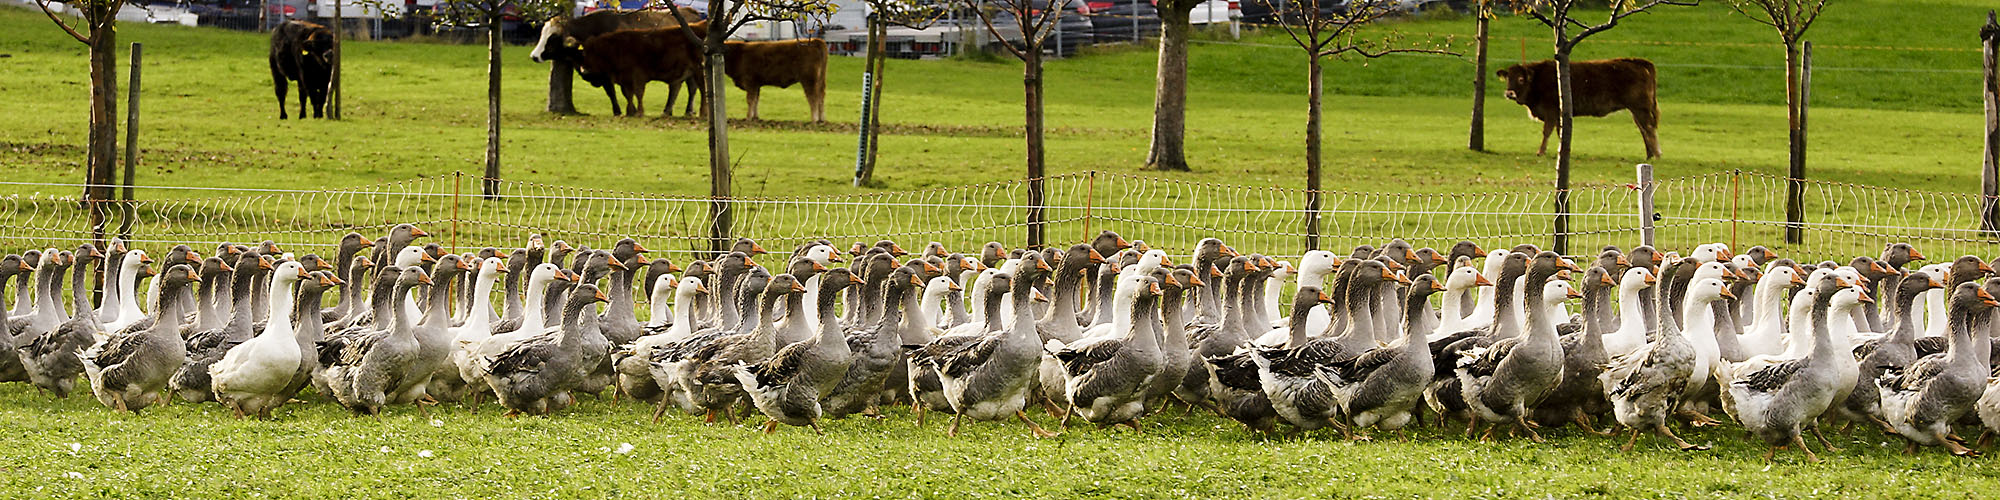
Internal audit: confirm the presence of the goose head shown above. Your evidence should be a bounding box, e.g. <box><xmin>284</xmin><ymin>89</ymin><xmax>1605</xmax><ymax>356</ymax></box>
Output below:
<box><xmin>1446</xmin><ymin>265</ymin><xmax>1493</xmax><ymax>291</ymax></box>
<box><xmin>1291</xmin><ymin>285</ymin><xmax>1332</xmax><ymax>317</ymax></box>
<box><xmin>1690</xmin><ymin>261</ymin><xmax>1734</xmax><ymax>284</ymax></box>
<box><xmin>736</xmin><ymin>239</ymin><xmax>770</xmax><ymax>257</ymax></box>
<box><xmin>1378</xmin><ymin>239</ymin><xmax>1416</xmax><ymax>267</ymax></box>
<box><xmin>1411</xmin><ymin>247</ymin><xmax>1448</xmax><ymax>275</ymax></box>
<box><xmin>1409</xmin><ymin>274</ymin><xmax>1446</xmax><ymax>301</ymax></box>
<box><xmin>1541</xmin><ymin>279</ymin><xmax>1582</xmax><ymax>307</ymax></box>
<box><xmin>1481</xmin><ymin>250</ymin><xmax>1513</xmax><ymax>280</ymax></box>
<box><xmin>1948</xmin><ymin>255</ymin><xmax>1993</xmax><ymax>287</ymax></box>
<box><xmin>1743</xmin><ymin>245</ymin><xmax>1779</xmax><ymax>265</ymax></box>
<box><xmin>1619</xmin><ymin>266</ymin><xmax>1655</xmax><ymax>292</ymax></box>
<box><xmin>1091</xmin><ymin>231</ymin><xmax>1132</xmax><ymax>258</ymax></box>
<box><xmin>821</xmin><ymin>268</ymin><xmax>863</xmax><ymax>294</ymax></box>
<box><xmin>800</xmin><ymin>244</ymin><xmax>839</xmax><ymax>267</ymax></box>
<box><xmin>1880</xmin><ymin>243</ymin><xmax>1922</xmax><ymax>267</ymax></box>
<box><xmin>923</xmin><ymin>276</ymin><xmax>959</xmax><ymax>303</ymax></box>
<box><xmin>1759</xmin><ymin>264</ymin><xmax>1804</xmax><ymax>291</ymax></box>
<box><xmin>1828</xmin><ymin>285</ymin><xmax>1869</xmax><ymax>316</ymax></box>
<box><xmin>271</xmin><ymin>260</ymin><xmax>307</xmax><ymax>288</ymax></box>
<box><xmin>1686</xmin><ymin>278</ymin><xmax>1733</xmax><ymax>307</ymax></box>
<box><xmin>1449</xmin><ymin>240</ymin><xmax>1488</xmax><ymax>261</ymax></box>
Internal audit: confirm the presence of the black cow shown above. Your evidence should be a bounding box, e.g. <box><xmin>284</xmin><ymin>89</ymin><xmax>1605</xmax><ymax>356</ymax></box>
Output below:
<box><xmin>269</xmin><ymin>21</ymin><xmax>336</xmax><ymax>120</ymax></box>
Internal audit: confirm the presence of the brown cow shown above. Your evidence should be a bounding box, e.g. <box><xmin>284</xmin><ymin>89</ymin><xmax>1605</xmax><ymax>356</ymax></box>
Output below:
<box><xmin>724</xmin><ymin>39</ymin><xmax>828</xmax><ymax>123</ymax></box>
<box><xmin>578</xmin><ymin>22</ymin><xmax>709</xmax><ymax>119</ymax></box>
<box><xmin>1496</xmin><ymin>58</ymin><xmax>1660</xmax><ymax>158</ymax></box>
<box><xmin>531</xmin><ymin>8</ymin><xmax>704</xmax><ymax>116</ymax></box>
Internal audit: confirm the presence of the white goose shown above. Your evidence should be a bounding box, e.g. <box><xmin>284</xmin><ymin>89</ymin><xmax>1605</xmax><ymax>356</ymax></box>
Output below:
<box><xmin>209</xmin><ymin>261</ymin><xmax>310</xmax><ymax>419</ymax></box>
<box><xmin>99</xmin><ymin>250</ymin><xmax>153</xmax><ymax>339</ymax></box>
<box><xmin>1601</xmin><ymin>267</ymin><xmax>1658</xmax><ymax>358</ymax></box>
<box><xmin>443</xmin><ymin>257</ymin><xmax>506</xmax><ymax>401</ymax></box>
<box><xmin>1738</xmin><ymin>265</ymin><xmax>1804</xmax><ymax>358</ymax></box>
<box><xmin>1436</xmin><ymin>265</ymin><xmax>1492</xmax><ymax>334</ymax></box>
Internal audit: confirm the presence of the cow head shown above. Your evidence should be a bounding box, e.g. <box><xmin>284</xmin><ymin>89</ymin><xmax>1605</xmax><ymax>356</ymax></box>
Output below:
<box><xmin>529</xmin><ymin>17</ymin><xmax>575</xmax><ymax>63</ymax></box>
<box><xmin>301</xmin><ymin>29</ymin><xmax>335</xmax><ymax>66</ymax></box>
<box><xmin>1496</xmin><ymin>65</ymin><xmax>1535</xmax><ymax>105</ymax></box>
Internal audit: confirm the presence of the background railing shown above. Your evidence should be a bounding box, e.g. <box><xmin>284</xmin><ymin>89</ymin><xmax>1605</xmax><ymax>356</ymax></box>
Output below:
<box><xmin>1</xmin><ymin>166</ymin><xmax>1993</xmax><ymax>262</ymax></box>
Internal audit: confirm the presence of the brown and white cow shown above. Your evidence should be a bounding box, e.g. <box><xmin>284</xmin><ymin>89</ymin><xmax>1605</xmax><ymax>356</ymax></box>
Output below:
<box><xmin>578</xmin><ymin>22</ymin><xmax>709</xmax><ymax>119</ymax></box>
<box><xmin>724</xmin><ymin>39</ymin><xmax>828</xmax><ymax>123</ymax></box>
<box><xmin>1496</xmin><ymin>58</ymin><xmax>1661</xmax><ymax>158</ymax></box>
<box><xmin>531</xmin><ymin>8</ymin><xmax>703</xmax><ymax>116</ymax></box>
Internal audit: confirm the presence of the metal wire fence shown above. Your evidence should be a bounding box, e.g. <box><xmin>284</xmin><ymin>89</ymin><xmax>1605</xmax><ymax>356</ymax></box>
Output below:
<box><xmin>1</xmin><ymin>168</ymin><xmax>1992</xmax><ymax>262</ymax></box>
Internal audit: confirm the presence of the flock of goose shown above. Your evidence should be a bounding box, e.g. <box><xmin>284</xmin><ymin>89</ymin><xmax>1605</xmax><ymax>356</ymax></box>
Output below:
<box><xmin>6</xmin><ymin>226</ymin><xmax>2000</xmax><ymax>463</ymax></box>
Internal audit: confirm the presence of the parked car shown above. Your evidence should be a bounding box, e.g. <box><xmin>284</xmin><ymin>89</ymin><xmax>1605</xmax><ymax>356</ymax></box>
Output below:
<box><xmin>1077</xmin><ymin>0</ymin><xmax>1158</xmax><ymax>43</ymax></box>
<box><xmin>1236</xmin><ymin>0</ymin><xmax>1344</xmax><ymax>25</ymax></box>
<box><xmin>1187</xmin><ymin>0</ymin><xmax>1239</xmax><ymax>25</ymax></box>
<box><xmin>982</xmin><ymin>0</ymin><xmax>1093</xmax><ymax>57</ymax></box>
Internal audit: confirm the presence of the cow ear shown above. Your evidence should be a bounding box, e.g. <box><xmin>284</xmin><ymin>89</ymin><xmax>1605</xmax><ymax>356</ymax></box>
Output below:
<box><xmin>1495</xmin><ymin>67</ymin><xmax>1510</xmax><ymax>79</ymax></box>
<box><xmin>564</xmin><ymin>36</ymin><xmax>581</xmax><ymax>48</ymax></box>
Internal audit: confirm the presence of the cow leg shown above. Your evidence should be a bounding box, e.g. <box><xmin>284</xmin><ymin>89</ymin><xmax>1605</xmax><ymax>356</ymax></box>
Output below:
<box><xmin>309</xmin><ymin>80</ymin><xmax>327</xmax><ymax>119</ymax></box>
<box><xmin>297</xmin><ymin>81</ymin><xmax>309</xmax><ymax>121</ymax></box>
<box><xmin>745</xmin><ymin>87</ymin><xmax>761</xmax><ymax>121</ymax></box>
<box><xmin>664</xmin><ymin>80</ymin><xmax>680</xmax><ymax>117</ymax></box>
<box><xmin>271</xmin><ymin>64</ymin><xmax>290</xmax><ymax>120</ymax></box>
<box><xmin>599</xmin><ymin>77</ymin><xmax>622</xmax><ymax>116</ymax></box>
<box><xmin>621</xmin><ymin>81</ymin><xmax>643</xmax><ymax>118</ymax></box>
<box><xmin>1633</xmin><ymin>106</ymin><xmax>1661</xmax><ymax>158</ymax></box>
<box><xmin>807</xmin><ymin>76</ymin><xmax>825</xmax><ymax>123</ymax></box>
<box><xmin>1537</xmin><ymin>120</ymin><xmax>1555</xmax><ymax>156</ymax></box>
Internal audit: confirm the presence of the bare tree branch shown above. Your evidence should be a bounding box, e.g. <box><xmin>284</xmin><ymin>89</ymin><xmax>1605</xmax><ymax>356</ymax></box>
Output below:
<box><xmin>35</xmin><ymin>0</ymin><xmax>92</xmax><ymax>44</ymax></box>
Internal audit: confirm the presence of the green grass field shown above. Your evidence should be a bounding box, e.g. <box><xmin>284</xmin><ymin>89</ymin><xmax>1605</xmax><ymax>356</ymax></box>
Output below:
<box><xmin>4</xmin><ymin>1</ymin><xmax>2000</xmax><ymax>497</ymax></box>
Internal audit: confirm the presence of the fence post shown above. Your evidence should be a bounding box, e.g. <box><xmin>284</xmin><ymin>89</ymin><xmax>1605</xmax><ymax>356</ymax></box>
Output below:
<box><xmin>120</xmin><ymin>42</ymin><xmax>140</xmax><ymax>240</ymax></box>
<box><xmin>1981</xmin><ymin>11</ymin><xmax>1998</xmax><ymax>235</ymax></box>
<box><xmin>451</xmin><ymin>171</ymin><xmax>462</xmax><ymax>254</ymax></box>
<box><xmin>1084</xmin><ymin>170</ymin><xmax>1095</xmax><ymax>241</ymax></box>
<box><xmin>1785</xmin><ymin>41</ymin><xmax>1812</xmax><ymax>244</ymax></box>
<box><xmin>853</xmin><ymin>71</ymin><xmax>874</xmax><ymax>187</ymax></box>
<box><xmin>1637</xmin><ymin>163</ymin><xmax>1654</xmax><ymax>248</ymax></box>
<box><xmin>1730</xmin><ymin>168</ymin><xmax>1741</xmax><ymax>250</ymax></box>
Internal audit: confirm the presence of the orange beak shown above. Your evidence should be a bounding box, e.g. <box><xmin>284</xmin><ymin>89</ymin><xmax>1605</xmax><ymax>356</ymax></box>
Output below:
<box><xmin>258</xmin><ymin>258</ymin><xmax>275</xmax><ymax>271</ymax></box>
<box><xmin>632</xmin><ymin>242</ymin><xmax>650</xmax><ymax>253</ymax></box>
<box><xmin>848</xmin><ymin>274</ymin><xmax>865</xmax><ymax>286</ymax></box>
<box><xmin>908</xmin><ymin>275</ymin><xmax>922</xmax><ymax>287</ymax></box>
<box><xmin>1565</xmin><ymin>287</ymin><xmax>1583</xmax><ymax>299</ymax></box>
<box><xmin>1161</xmin><ymin>274</ymin><xmax>1179</xmax><ymax>288</ymax></box>
<box><xmin>459</xmin><ymin>259</ymin><xmax>475</xmax><ymax>271</ymax></box>
<box><xmin>948</xmin><ymin>281</ymin><xmax>963</xmax><ymax>292</ymax></box>
<box><xmin>1927</xmin><ymin>277</ymin><xmax>1945</xmax><ymax>289</ymax></box>
<box><xmin>1208</xmin><ymin>267</ymin><xmax>1223</xmax><ymax>278</ymax></box>
<box><xmin>811</xmin><ymin>260</ymin><xmax>828</xmax><ymax>272</ymax></box>
<box><xmin>1474</xmin><ymin>274</ymin><xmax>1494</xmax><ymax>287</ymax></box>
<box><xmin>1908</xmin><ymin>249</ymin><xmax>1926</xmax><ymax>261</ymax></box>
<box><xmin>1857</xmin><ymin>292</ymin><xmax>1875</xmax><ymax>304</ymax></box>
<box><xmin>420</xmin><ymin>252</ymin><xmax>437</xmax><ymax>264</ymax></box>
<box><xmin>1188</xmin><ymin>275</ymin><xmax>1205</xmax><ymax>287</ymax></box>
<box><xmin>1221</xmin><ymin>245</ymin><xmax>1240</xmax><ymax>257</ymax></box>
<box><xmin>1115</xmin><ymin>236</ymin><xmax>1132</xmax><ymax>250</ymax></box>
<box><xmin>1430</xmin><ymin>280</ymin><xmax>1446</xmax><ymax>292</ymax></box>
<box><xmin>1600</xmin><ymin>274</ymin><xmax>1616</xmax><ymax>286</ymax></box>
<box><xmin>1980</xmin><ymin>288</ymin><xmax>1999</xmax><ymax>307</ymax></box>
<box><xmin>744</xmin><ymin>256</ymin><xmax>759</xmax><ymax>268</ymax></box>
<box><xmin>1615</xmin><ymin>255</ymin><xmax>1630</xmax><ymax>267</ymax></box>
<box><xmin>791</xmin><ymin>282</ymin><xmax>807</xmax><ymax>293</ymax></box>
<box><xmin>1719</xmin><ymin>288</ymin><xmax>1737</xmax><ymax>300</ymax></box>
<box><xmin>1160</xmin><ymin>255</ymin><xmax>1175</xmax><ymax>266</ymax></box>
<box><xmin>1087</xmin><ymin>249</ymin><xmax>1106</xmax><ymax>264</ymax></box>
<box><xmin>668</xmin><ymin>262</ymin><xmax>683</xmax><ymax>273</ymax></box>
<box><xmin>411</xmin><ymin>228</ymin><xmax>431</xmax><ymax>238</ymax></box>
<box><xmin>418</xmin><ymin>273</ymin><xmax>434</xmax><ymax>285</ymax></box>
<box><xmin>1035</xmin><ymin>258</ymin><xmax>1053</xmax><ymax>272</ymax></box>
<box><xmin>886</xmin><ymin>244</ymin><xmax>903</xmax><ymax>256</ymax></box>
<box><xmin>217</xmin><ymin>261</ymin><xmax>235</xmax><ymax>273</ymax></box>
<box><xmin>359</xmin><ymin>239</ymin><xmax>375</xmax><ymax>248</ymax></box>
<box><xmin>594</xmin><ymin>289</ymin><xmax>610</xmax><ymax>302</ymax></box>
<box><xmin>1431</xmin><ymin>253</ymin><xmax>1447</xmax><ymax>265</ymax></box>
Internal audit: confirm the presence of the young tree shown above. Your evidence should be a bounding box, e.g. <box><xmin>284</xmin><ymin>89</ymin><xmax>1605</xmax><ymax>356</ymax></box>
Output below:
<box><xmin>852</xmin><ymin>0</ymin><xmax>944</xmax><ymax>187</ymax></box>
<box><xmin>34</xmin><ymin>0</ymin><xmax>126</xmax><ymax>242</ymax></box>
<box><xmin>960</xmin><ymin>0</ymin><xmax>1072</xmax><ymax>247</ymax></box>
<box><xmin>1517</xmin><ymin>0</ymin><xmax>1694</xmax><ymax>254</ymax></box>
<box><xmin>1262</xmin><ymin>0</ymin><xmax>1453</xmax><ymax>250</ymax></box>
<box><xmin>1143</xmin><ymin>0</ymin><xmax>1203</xmax><ymax>171</ymax></box>
<box><xmin>664</xmin><ymin>0</ymin><xmax>837</xmax><ymax>252</ymax></box>
<box><xmin>434</xmin><ymin>0</ymin><xmax>568</xmax><ymax>198</ymax></box>
<box><xmin>1729</xmin><ymin>0</ymin><xmax>1827</xmax><ymax>244</ymax></box>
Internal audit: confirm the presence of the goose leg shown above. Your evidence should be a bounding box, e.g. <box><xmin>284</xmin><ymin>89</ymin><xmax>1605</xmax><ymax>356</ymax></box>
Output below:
<box><xmin>914</xmin><ymin>401</ymin><xmax>927</xmax><ymax>427</ymax></box>
<box><xmin>1977</xmin><ymin>431</ymin><xmax>1994</xmax><ymax>450</ymax></box>
<box><xmin>652</xmin><ymin>398</ymin><xmax>673</xmax><ymax>424</ymax></box>
<box><xmin>809</xmin><ymin>420</ymin><xmax>824</xmax><ymax>436</ymax></box>
<box><xmin>1659</xmin><ymin>424</ymin><xmax>1707</xmax><ymax>451</ymax></box>
<box><xmin>762</xmin><ymin>420</ymin><xmax>780</xmax><ymax>435</ymax></box>
<box><xmin>1573</xmin><ymin>410</ymin><xmax>1614</xmax><ymax>437</ymax></box>
<box><xmin>947</xmin><ymin>413</ymin><xmax>962</xmax><ymax>437</ymax></box>
<box><xmin>1017</xmin><ymin>410</ymin><xmax>1059</xmax><ymax>438</ymax></box>
<box><xmin>1791</xmin><ymin>434</ymin><xmax>1820</xmax><ymax>463</ymax></box>
<box><xmin>702</xmin><ymin>409</ymin><xmax>718</xmax><ymax>424</ymax></box>
<box><xmin>1119</xmin><ymin>420</ymin><xmax>1143</xmax><ymax>433</ymax></box>
<box><xmin>1515</xmin><ymin>416</ymin><xmax>1545</xmax><ymax>443</ymax></box>
<box><xmin>1811</xmin><ymin>424</ymin><xmax>1843</xmax><ymax>452</ymax></box>
<box><xmin>1060</xmin><ymin>404</ymin><xmax>1077</xmax><ymax>429</ymax></box>
<box><xmin>1941</xmin><ymin>430</ymin><xmax>1981</xmax><ymax>457</ymax></box>
<box><xmin>1619</xmin><ymin>427</ymin><xmax>1640</xmax><ymax>452</ymax></box>
<box><xmin>1465</xmin><ymin>418</ymin><xmax>1480</xmax><ymax>439</ymax></box>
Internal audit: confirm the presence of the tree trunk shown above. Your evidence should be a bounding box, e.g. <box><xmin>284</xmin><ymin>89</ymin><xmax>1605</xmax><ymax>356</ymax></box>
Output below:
<box><xmin>482</xmin><ymin>19</ymin><xmax>502</xmax><ymax>198</ymax></box>
<box><xmin>1468</xmin><ymin>2</ymin><xmax>1488</xmax><ymax>152</ymax></box>
<box><xmin>706</xmin><ymin>27</ymin><xmax>734</xmax><ymax>254</ymax></box>
<box><xmin>548</xmin><ymin>60</ymin><xmax>580</xmax><ymax>114</ymax></box>
<box><xmin>86</xmin><ymin>22</ymin><xmax>119</xmax><ymax>244</ymax></box>
<box><xmin>865</xmin><ymin>20</ymin><xmax>886</xmax><ymax>180</ymax></box>
<box><xmin>1144</xmin><ymin>3</ymin><xmax>1192</xmax><ymax>171</ymax></box>
<box><xmin>1552</xmin><ymin>45</ymin><xmax>1573</xmax><ymax>255</ymax></box>
<box><xmin>330</xmin><ymin>0</ymin><xmax>341</xmax><ymax>119</ymax></box>
<box><xmin>1783</xmin><ymin>40</ymin><xmax>1806</xmax><ymax>244</ymax></box>
<box><xmin>1025</xmin><ymin>47</ymin><xmax>1047</xmax><ymax>249</ymax></box>
<box><xmin>1982</xmin><ymin>11</ymin><xmax>1999</xmax><ymax>234</ymax></box>
<box><xmin>1304</xmin><ymin>55</ymin><xmax>1322</xmax><ymax>251</ymax></box>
